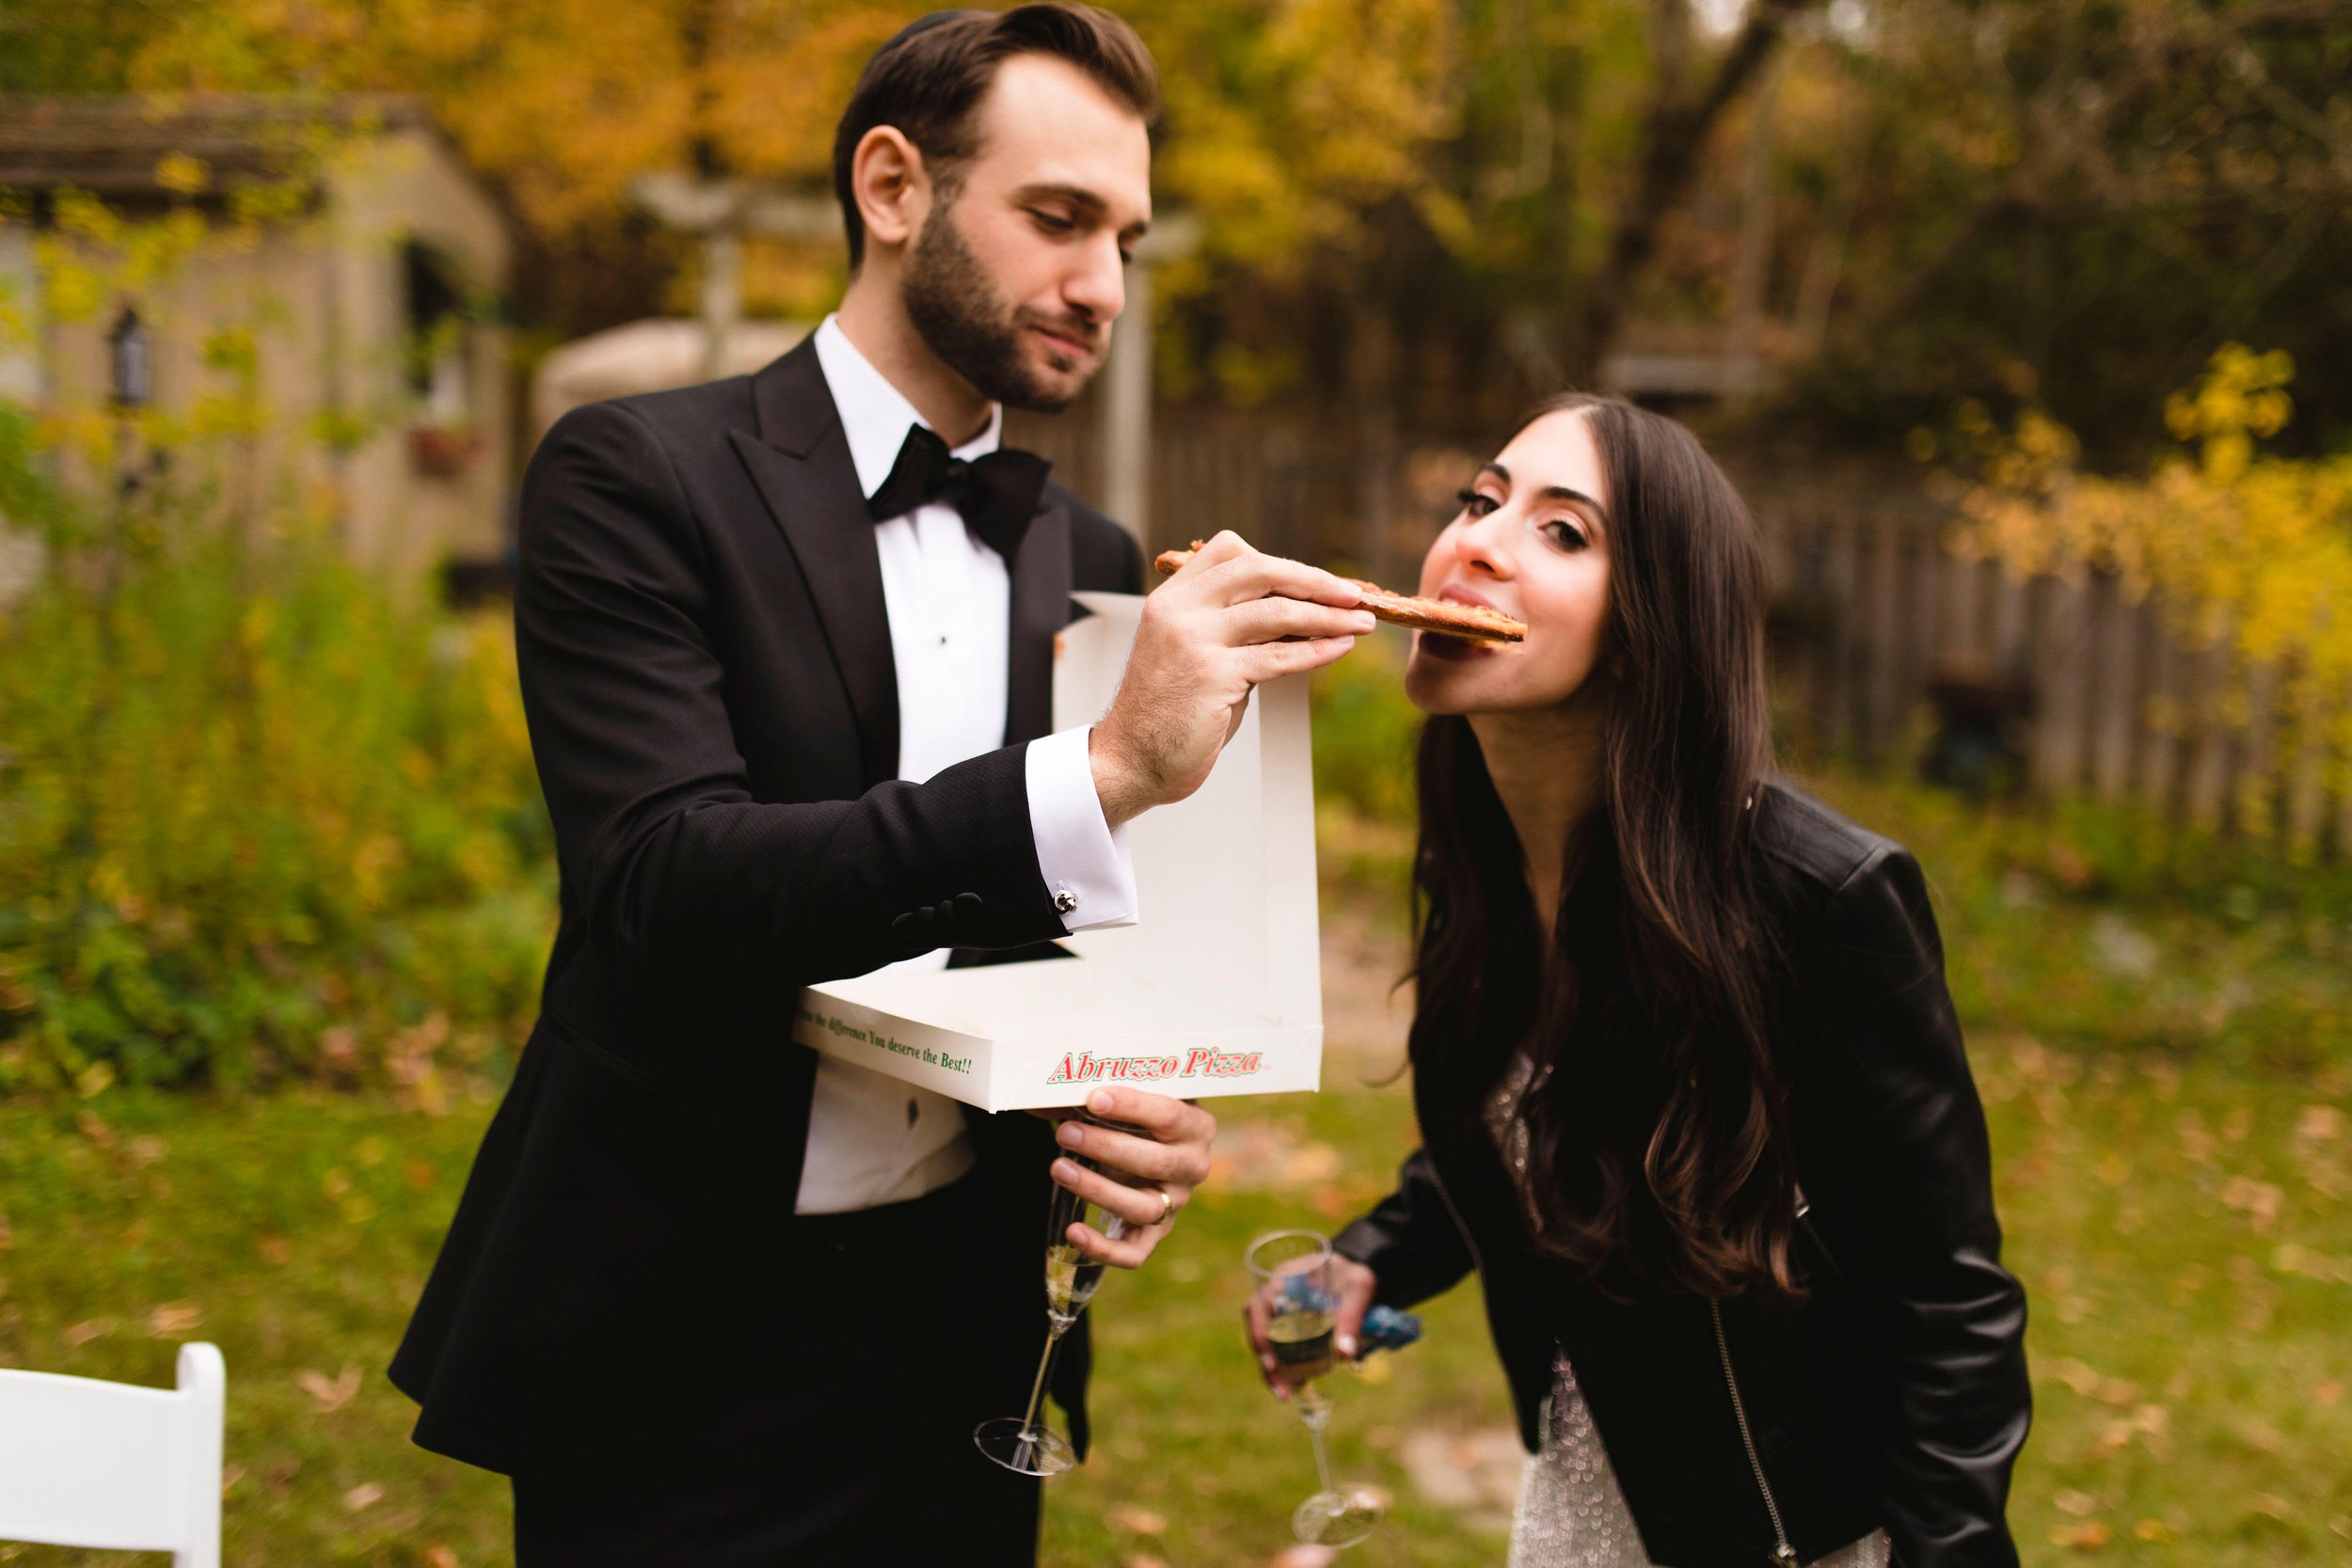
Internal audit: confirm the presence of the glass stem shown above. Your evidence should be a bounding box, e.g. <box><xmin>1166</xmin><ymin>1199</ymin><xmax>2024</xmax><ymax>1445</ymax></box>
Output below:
<box><xmin>1020</xmin><ymin>1316</ymin><xmax>1072</xmax><ymax>1437</ymax></box>
<box><xmin>1300</xmin><ymin>1400</ymin><xmax>1337</xmax><ymax>1494</ymax></box>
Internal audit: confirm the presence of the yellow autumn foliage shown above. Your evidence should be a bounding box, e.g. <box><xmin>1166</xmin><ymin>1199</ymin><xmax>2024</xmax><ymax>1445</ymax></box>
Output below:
<box><xmin>1961</xmin><ymin>344</ymin><xmax>2352</xmax><ymax>804</ymax></box>
<box><xmin>114</xmin><ymin>0</ymin><xmax>1466</xmax><ymax>264</ymax></box>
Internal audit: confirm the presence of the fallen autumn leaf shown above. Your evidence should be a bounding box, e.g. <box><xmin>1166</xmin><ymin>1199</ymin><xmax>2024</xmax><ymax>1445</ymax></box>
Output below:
<box><xmin>299</xmin><ymin>1366</ymin><xmax>361</xmax><ymax>1413</ymax></box>
<box><xmin>1105</xmin><ymin>1503</ymin><xmax>1167</xmax><ymax>1535</ymax></box>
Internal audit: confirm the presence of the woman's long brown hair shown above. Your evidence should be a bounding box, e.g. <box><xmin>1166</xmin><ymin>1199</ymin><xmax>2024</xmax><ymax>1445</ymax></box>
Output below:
<box><xmin>1407</xmin><ymin>393</ymin><xmax>1801</xmax><ymax>1300</ymax></box>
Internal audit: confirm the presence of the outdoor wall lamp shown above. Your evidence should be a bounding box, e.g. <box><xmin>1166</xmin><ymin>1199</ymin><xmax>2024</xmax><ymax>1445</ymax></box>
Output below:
<box><xmin>107</xmin><ymin>305</ymin><xmax>151</xmax><ymax>411</ymax></box>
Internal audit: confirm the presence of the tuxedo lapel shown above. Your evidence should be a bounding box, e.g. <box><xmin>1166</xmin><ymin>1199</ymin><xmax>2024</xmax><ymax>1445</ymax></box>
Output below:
<box><xmin>730</xmin><ymin>340</ymin><xmax>898</xmax><ymax>788</ymax></box>
<box><xmin>1004</xmin><ymin>502</ymin><xmax>1073</xmax><ymax>746</ymax></box>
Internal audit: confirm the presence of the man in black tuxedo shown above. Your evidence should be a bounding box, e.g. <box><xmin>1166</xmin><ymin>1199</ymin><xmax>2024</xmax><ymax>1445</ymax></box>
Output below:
<box><xmin>389</xmin><ymin>5</ymin><xmax>1374</xmax><ymax>1564</ymax></box>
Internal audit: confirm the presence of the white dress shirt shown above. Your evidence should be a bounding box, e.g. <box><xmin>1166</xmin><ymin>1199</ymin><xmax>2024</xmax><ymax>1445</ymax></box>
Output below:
<box><xmin>795</xmin><ymin>314</ymin><xmax>1138</xmax><ymax>1214</ymax></box>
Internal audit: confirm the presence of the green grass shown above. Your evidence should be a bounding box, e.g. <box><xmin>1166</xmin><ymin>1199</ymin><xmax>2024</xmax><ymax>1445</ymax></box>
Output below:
<box><xmin>2</xmin><ymin>771</ymin><xmax>2350</xmax><ymax>1564</ymax></box>
<box><xmin>2</xmin><ymin>1039</ymin><xmax>2345</xmax><ymax>1565</ymax></box>
<box><xmin>0</xmin><ymin>1092</ymin><xmax>512</xmax><ymax>1566</ymax></box>
<box><xmin>1807</xmin><ymin>772</ymin><xmax>2352</xmax><ymax>1077</ymax></box>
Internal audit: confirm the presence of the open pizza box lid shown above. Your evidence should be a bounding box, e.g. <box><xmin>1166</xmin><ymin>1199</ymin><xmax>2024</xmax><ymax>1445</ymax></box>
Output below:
<box><xmin>791</xmin><ymin>591</ymin><xmax>1323</xmax><ymax>1112</ymax></box>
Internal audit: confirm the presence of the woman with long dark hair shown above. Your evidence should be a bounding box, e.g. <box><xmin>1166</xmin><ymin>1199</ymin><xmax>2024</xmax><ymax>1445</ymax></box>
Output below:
<box><xmin>1252</xmin><ymin>396</ymin><xmax>2030</xmax><ymax>1566</ymax></box>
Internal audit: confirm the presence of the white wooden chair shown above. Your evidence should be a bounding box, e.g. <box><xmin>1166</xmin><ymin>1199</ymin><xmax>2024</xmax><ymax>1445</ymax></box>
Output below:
<box><xmin>0</xmin><ymin>1341</ymin><xmax>225</xmax><ymax>1566</ymax></box>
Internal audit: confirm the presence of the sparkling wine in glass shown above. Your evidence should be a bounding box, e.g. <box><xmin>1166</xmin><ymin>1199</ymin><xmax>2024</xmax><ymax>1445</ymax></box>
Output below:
<box><xmin>1246</xmin><ymin>1228</ymin><xmax>1385</xmax><ymax>1547</ymax></box>
<box><xmin>974</xmin><ymin>1118</ymin><xmax>1127</xmax><ymax>1477</ymax></box>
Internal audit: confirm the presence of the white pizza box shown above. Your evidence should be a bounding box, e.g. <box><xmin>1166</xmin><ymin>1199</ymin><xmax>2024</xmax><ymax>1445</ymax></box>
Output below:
<box><xmin>791</xmin><ymin>591</ymin><xmax>1322</xmax><ymax>1111</ymax></box>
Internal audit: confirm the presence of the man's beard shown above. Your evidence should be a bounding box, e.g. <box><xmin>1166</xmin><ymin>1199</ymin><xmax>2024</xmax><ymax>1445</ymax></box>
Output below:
<box><xmin>902</xmin><ymin>197</ymin><xmax>1099</xmax><ymax>414</ymax></box>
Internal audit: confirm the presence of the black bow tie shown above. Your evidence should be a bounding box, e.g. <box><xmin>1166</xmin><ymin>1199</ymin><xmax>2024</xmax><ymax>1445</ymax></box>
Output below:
<box><xmin>866</xmin><ymin>424</ymin><xmax>1051</xmax><ymax>562</ymax></box>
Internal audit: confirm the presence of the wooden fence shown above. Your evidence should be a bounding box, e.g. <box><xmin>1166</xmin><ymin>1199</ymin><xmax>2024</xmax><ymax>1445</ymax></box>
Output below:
<box><xmin>1010</xmin><ymin>405</ymin><xmax>1410</xmax><ymax>573</ymax></box>
<box><xmin>1756</xmin><ymin>499</ymin><xmax>2352</xmax><ymax>857</ymax></box>
<box><xmin>1009</xmin><ymin>407</ymin><xmax>2349</xmax><ymax>857</ymax></box>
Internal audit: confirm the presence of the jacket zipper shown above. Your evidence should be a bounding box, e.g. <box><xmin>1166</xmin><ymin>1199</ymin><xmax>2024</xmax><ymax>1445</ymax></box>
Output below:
<box><xmin>1711</xmin><ymin>1299</ymin><xmax>1800</xmax><ymax>1567</ymax></box>
<box><xmin>1446</xmin><ymin>1114</ymin><xmax>1805</xmax><ymax>1564</ymax></box>
<box><xmin>1438</xmin><ymin>1140</ymin><xmax>1800</xmax><ymax>1556</ymax></box>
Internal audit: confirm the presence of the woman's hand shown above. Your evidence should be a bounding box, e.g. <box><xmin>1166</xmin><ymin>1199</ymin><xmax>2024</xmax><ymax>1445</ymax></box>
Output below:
<box><xmin>1045</xmin><ymin>1087</ymin><xmax>1216</xmax><ymax>1268</ymax></box>
<box><xmin>1242</xmin><ymin>1253</ymin><xmax>1378</xmax><ymax>1402</ymax></box>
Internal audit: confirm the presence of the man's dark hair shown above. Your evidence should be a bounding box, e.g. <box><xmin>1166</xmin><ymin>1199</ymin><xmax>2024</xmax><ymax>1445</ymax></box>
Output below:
<box><xmin>833</xmin><ymin>4</ymin><xmax>1160</xmax><ymax>269</ymax></box>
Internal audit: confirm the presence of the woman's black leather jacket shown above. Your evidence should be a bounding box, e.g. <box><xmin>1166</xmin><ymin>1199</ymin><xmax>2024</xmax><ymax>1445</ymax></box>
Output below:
<box><xmin>1334</xmin><ymin>784</ymin><xmax>2031</xmax><ymax>1568</ymax></box>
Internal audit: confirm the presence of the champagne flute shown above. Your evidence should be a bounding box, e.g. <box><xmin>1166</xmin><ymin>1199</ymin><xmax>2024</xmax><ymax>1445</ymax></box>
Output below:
<box><xmin>1246</xmin><ymin>1229</ymin><xmax>1385</xmax><ymax>1547</ymax></box>
<box><xmin>973</xmin><ymin>1117</ymin><xmax>1129</xmax><ymax>1477</ymax></box>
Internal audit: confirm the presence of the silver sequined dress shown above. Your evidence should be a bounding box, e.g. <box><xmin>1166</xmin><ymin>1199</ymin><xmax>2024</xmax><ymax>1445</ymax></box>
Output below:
<box><xmin>1485</xmin><ymin>1053</ymin><xmax>1892</xmax><ymax>1568</ymax></box>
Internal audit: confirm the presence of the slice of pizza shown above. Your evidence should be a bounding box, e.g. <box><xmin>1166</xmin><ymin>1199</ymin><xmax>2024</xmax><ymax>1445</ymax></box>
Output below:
<box><xmin>1152</xmin><ymin>542</ymin><xmax>1527</xmax><ymax>644</ymax></box>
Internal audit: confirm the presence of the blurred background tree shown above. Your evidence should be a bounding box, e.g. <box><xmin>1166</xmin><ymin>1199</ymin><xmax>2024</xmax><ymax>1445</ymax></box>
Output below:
<box><xmin>9</xmin><ymin>0</ymin><xmax>2344</xmax><ymax>454</ymax></box>
<box><xmin>1789</xmin><ymin>0</ymin><xmax>2352</xmax><ymax>458</ymax></box>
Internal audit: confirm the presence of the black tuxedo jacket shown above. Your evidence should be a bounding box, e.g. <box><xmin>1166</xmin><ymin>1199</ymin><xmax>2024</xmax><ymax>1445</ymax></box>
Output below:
<box><xmin>389</xmin><ymin>338</ymin><xmax>1143</xmax><ymax>1480</ymax></box>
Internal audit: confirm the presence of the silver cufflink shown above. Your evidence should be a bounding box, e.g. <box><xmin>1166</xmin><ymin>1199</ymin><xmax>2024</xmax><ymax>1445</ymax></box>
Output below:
<box><xmin>1053</xmin><ymin>887</ymin><xmax>1078</xmax><ymax>914</ymax></box>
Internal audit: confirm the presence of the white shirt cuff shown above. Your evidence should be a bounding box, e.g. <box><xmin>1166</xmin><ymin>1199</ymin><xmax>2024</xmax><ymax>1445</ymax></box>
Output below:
<box><xmin>1025</xmin><ymin>724</ymin><xmax>1138</xmax><ymax>933</ymax></box>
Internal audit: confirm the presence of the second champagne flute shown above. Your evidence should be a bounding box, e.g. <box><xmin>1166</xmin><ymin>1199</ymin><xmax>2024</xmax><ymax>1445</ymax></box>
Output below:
<box><xmin>1246</xmin><ymin>1228</ymin><xmax>1385</xmax><ymax>1548</ymax></box>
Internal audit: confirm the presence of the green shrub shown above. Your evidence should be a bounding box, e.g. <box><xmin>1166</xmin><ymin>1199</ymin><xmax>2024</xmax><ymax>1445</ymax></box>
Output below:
<box><xmin>0</xmin><ymin>432</ymin><xmax>552</xmax><ymax>1096</ymax></box>
<box><xmin>1310</xmin><ymin>640</ymin><xmax>1422</xmax><ymax>824</ymax></box>
<box><xmin>1814</xmin><ymin>772</ymin><xmax>2352</xmax><ymax>1072</ymax></box>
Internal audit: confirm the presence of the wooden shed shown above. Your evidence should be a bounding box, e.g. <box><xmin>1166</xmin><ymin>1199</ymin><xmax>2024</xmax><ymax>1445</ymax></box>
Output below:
<box><xmin>0</xmin><ymin>94</ymin><xmax>512</xmax><ymax>581</ymax></box>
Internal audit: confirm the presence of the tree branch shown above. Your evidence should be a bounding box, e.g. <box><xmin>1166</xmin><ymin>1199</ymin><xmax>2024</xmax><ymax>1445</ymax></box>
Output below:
<box><xmin>1567</xmin><ymin>0</ymin><xmax>1825</xmax><ymax>379</ymax></box>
